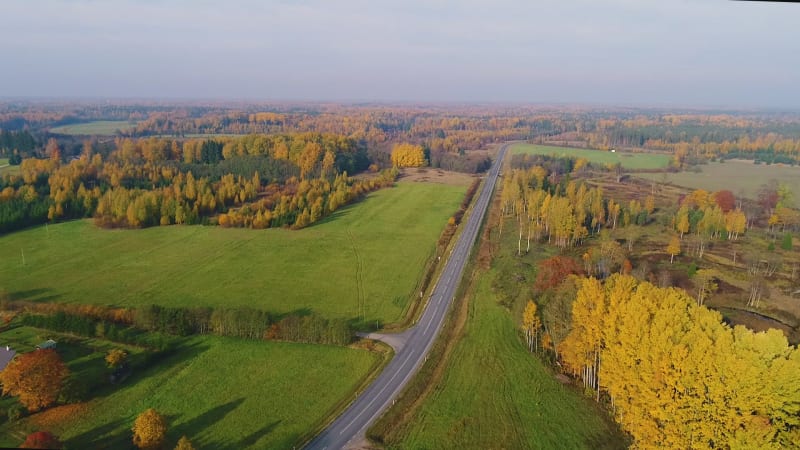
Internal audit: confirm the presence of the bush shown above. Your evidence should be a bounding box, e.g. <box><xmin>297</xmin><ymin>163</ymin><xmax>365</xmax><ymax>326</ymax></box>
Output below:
<box><xmin>7</xmin><ymin>404</ymin><xmax>24</xmax><ymax>422</ymax></box>
<box><xmin>687</xmin><ymin>262</ymin><xmax>698</xmax><ymax>278</ymax></box>
<box><xmin>781</xmin><ymin>233</ymin><xmax>793</xmax><ymax>251</ymax></box>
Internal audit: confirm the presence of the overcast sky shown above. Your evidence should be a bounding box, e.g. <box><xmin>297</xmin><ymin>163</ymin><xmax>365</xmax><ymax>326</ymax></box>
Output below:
<box><xmin>0</xmin><ymin>0</ymin><xmax>797</xmax><ymax>107</ymax></box>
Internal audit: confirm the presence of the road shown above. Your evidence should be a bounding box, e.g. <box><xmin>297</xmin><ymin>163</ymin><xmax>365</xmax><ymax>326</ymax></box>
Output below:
<box><xmin>305</xmin><ymin>142</ymin><xmax>509</xmax><ymax>450</ymax></box>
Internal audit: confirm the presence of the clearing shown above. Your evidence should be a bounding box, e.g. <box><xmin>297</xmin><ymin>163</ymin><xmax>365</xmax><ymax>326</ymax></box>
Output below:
<box><xmin>49</xmin><ymin>121</ymin><xmax>137</xmax><ymax>136</ymax></box>
<box><xmin>0</xmin><ymin>182</ymin><xmax>466</xmax><ymax>325</ymax></box>
<box><xmin>636</xmin><ymin>159</ymin><xmax>800</xmax><ymax>202</ymax></box>
<box><xmin>511</xmin><ymin>143</ymin><xmax>671</xmax><ymax>170</ymax></box>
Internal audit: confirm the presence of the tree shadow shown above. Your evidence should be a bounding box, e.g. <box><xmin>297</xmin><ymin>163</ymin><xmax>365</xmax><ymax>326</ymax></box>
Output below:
<box><xmin>6</xmin><ymin>288</ymin><xmax>62</xmax><ymax>303</ymax></box>
<box><xmin>66</xmin><ymin>417</ymin><xmax>132</xmax><ymax>450</ymax></box>
<box><xmin>236</xmin><ymin>420</ymin><xmax>281</xmax><ymax>449</ymax></box>
<box><xmin>171</xmin><ymin>398</ymin><xmax>245</xmax><ymax>448</ymax></box>
<box><xmin>309</xmin><ymin>207</ymin><xmax>352</xmax><ymax>227</ymax></box>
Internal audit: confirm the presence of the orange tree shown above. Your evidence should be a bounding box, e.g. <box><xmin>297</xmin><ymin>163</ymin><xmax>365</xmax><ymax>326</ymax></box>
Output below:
<box><xmin>0</xmin><ymin>349</ymin><xmax>69</xmax><ymax>412</ymax></box>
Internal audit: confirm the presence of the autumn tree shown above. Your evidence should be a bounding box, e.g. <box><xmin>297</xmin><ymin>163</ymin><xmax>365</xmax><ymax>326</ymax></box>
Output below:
<box><xmin>105</xmin><ymin>349</ymin><xmax>128</xmax><ymax>369</ymax></box>
<box><xmin>522</xmin><ymin>300</ymin><xmax>542</xmax><ymax>353</ymax></box>
<box><xmin>0</xmin><ymin>349</ymin><xmax>69</xmax><ymax>412</ymax></box>
<box><xmin>533</xmin><ymin>256</ymin><xmax>583</xmax><ymax>292</ymax></box>
<box><xmin>713</xmin><ymin>189</ymin><xmax>736</xmax><ymax>212</ymax></box>
<box><xmin>694</xmin><ymin>269</ymin><xmax>718</xmax><ymax>306</ymax></box>
<box><xmin>175</xmin><ymin>436</ymin><xmax>196</xmax><ymax>450</ymax></box>
<box><xmin>20</xmin><ymin>431</ymin><xmax>63</xmax><ymax>449</ymax></box>
<box><xmin>390</xmin><ymin>143</ymin><xmax>427</xmax><ymax>168</ymax></box>
<box><xmin>666</xmin><ymin>235</ymin><xmax>681</xmax><ymax>264</ymax></box>
<box><xmin>133</xmin><ymin>408</ymin><xmax>168</xmax><ymax>450</ymax></box>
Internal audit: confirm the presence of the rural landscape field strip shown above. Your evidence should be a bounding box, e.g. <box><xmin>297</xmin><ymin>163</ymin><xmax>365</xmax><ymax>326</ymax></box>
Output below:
<box><xmin>49</xmin><ymin>121</ymin><xmax>137</xmax><ymax>136</ymax></box>
<box><xmin>0</xmin><ymin>182</ymin><xmax>466</xmax><ymax>324</ymax></box>
<box><xmin>511</xmin><ymin>143</ymin><xmax>671</xmax><ymax>169</ymax></box>
<box><xmin>635</xmin><ymin>160</ymin><xmax>800</xmax><ymax>199</ymax></box>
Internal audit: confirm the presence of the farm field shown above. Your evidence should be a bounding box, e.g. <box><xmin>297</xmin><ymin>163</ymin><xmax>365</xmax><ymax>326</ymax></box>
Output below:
<box><xmin>49</xmin><ymin>121</ymin><xmax>137</xmax><ymax>136</ymax></box>
<box><xmin>511</xmin><ymin>143</ymin><xmax>671</xmax><ymax>170</ymax></box>
<box><xmin>0</xmin><ymin>331</ymin><xmax>381</xmax><ymax>449</ymax></box>
<box><xmin>385</xmin><ymin>268</ymin><xmax>624</xmax><ymax>449</ymax></box>
<box><xmin>636</xmin><ymin>159</ymin><xmax>800</xmax><ymax>201</ymax></box>
<box><xmin>0</xmin><ymin>181</ymin><xmax>467</xmax><ymax>324</ymax></box>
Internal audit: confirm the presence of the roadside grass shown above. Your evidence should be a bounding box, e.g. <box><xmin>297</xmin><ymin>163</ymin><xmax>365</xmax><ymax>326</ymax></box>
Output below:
<box><xmin>49</xmin><ymin>121</ymin><xmax>137</xmax><ymax>136</ymax></box>
<box><xmin>386</xmin><ymin>267</ymin><xmax>624</xmax><ymax>449</ymax></box>
<box><xmin>636</xmin><ymin>159</ymin><xmax>800</xmax><ymax>201</ymax></box>
<box><xmin>0</xmin><ymin>182</ymin><xmax>466</xmax><ymax>325</ymax></box>
<box><xmin>375</xmin><ymin>179</ymin><xmax>625</xmax><ymax>449</ymax></box>
<box><xmin>0</xmin><ymin>332</ymin><xmax>381</xmax><ymax>449</ymax></box>
<box><xmin>511</xmin><ymin>143</ymin><xmax>671</xmax><ymax>170</ymax></box>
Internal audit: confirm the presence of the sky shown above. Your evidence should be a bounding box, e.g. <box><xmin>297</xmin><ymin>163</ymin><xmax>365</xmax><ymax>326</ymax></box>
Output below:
<box><xmin>0</xmin><ymin>0</ymin><xmax>798</xmax><ymax>107</ymax></box>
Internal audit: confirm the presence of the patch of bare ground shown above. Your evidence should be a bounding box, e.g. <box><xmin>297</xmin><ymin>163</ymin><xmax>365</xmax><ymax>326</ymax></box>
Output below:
<box><xmin>397</xmin><ymin>167</ymin><xmax>476</xmax><ymax>186</ymax></box>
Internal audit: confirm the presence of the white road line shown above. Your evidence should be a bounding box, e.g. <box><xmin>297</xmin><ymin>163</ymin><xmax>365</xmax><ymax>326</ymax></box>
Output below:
<box><xmin>339</xmin><ymin>348</ymin><xmax>416</xmax><ymax>434</ymax></box>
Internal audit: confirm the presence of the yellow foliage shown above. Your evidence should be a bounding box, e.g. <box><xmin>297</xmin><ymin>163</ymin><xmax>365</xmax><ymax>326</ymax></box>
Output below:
<box><xmin>390</xmin><ymin>143</ymin><xmax>427</xmax><ymax>168</ymax></box>
<box><xmin>132</xmin><ymin>408</ymin><xmax>167</xmax><ymax>450</ymax></box>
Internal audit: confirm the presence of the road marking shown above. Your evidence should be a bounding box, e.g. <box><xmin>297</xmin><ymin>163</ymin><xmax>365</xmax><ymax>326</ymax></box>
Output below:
<box><xmin>339</xmin><ymin>348</ymin><xmax>416</xmax><ymax>435</ymax></box>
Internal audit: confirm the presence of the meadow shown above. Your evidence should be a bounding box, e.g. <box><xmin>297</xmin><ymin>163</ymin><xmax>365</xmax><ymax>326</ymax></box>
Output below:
<box><xmin>636</xmin><ymin>159</ymin><xmax>800</xmax><ymax>201</ymax></box>
<box><xmin>0</xmin><ymin>181</ymin><xmax>466</xmax><ymax>325</ymax></box>
<box><xmin>0</xmin><ymin>329</ymin><xmax>381</xmax><ymax>449</ymax></box>
<box><xmin>386</xmin><ymin>268</ymin><xmax>624</xmax><ymax>449</ymax></box>
<box><xmin>49</xmin><ymin>121</ymin><xmax>137</xmax><ymax>136</ymax></box>
<box><xmin>511</xmin><ymin>143</ymin><xmax>671</xmax><ymax>170</ymax></box>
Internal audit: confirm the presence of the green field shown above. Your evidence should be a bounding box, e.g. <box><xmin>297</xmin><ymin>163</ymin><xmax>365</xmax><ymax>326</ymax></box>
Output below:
<box><xmin>512</xmin><ymin>143</ymin><xmax>671</xmax><ymax>170</ymax></box>
<box><xmin>0</xmin><ymin>182</ymin><xmax>465</xmax><ymax>324</ymax></box>
<box><xmin>387</xmin><ymin>268</ymin><xmax>623</xmax><ymax>449</ymax></box>
<box><xmin>636</xmin><ymin>160</ymin><xmax>800</xmax><ymax>203</ymax></box>
<box><xmin>0</xmin><ymin>331</ymin><xmax>380</xmax><ymax>449</ymax></box>
<box><xmin>50</xmin><ymin>121</ymin><xmax>137</xmax><ymax>136</ymax></box>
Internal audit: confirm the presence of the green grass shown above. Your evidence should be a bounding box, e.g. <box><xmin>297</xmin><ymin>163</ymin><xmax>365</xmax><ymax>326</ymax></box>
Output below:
<box><xmin>0</xmin><ymin>182</ymin><xmax>465</xmax><ymax>324</ymax></box>
<box><xmin>389</xmin><ymin>268</ymin><xmax>623</xmax><ymax>449</ymax></box>
<box><xmin>512</xmin><ymin>143</ymin><xmax>671</xmax><ymax>170</ymax></box>
<box><xmin>636</xmin><ymin>160</ymin><xmax>800</xmax><ymax>203</ymax></box>
<box><xmin>0</xmin><ymin>333</ymin><xmax>380</xmax><ymax>449</ymax></box>
<box><xmin>49</xmin><ymin>121</ymin><xmax>137</xmax><ymax>136</ymax></box>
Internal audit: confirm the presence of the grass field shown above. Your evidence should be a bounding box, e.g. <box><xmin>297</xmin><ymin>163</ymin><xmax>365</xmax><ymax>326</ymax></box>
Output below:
<box><xmin>636</xmin><ymin>159</ymin><xmax>800</xmax><ymax>202</ymax></box>
<box><xmin>0</xmin><ymin>332</ymin><xmax>380</xmax><ymax>449</ymax></box>
<box><xmin>50</xmin><ymin>121</ymin><xmax>137</xmax><ymax>136</ymax></box>
<box><xmin>511</xmin><ymin>143</ymin><xmax>671</xmax><ymax>170</ymax></box>
<box><xmin>0</xmin><ymin>182</ymin><xmax>466</xmax><ymax>324</ymax></box>
<box><xmin>387</xmin><ymin>268</ymin><xmax>624</xmax><ymax>449</ymax></box>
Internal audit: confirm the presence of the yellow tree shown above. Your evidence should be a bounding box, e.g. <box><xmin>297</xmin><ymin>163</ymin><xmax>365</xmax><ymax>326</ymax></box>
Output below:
<box><xmin>174</xmin><ymin>436</ymin><xmax>196</xmax><ymax>450</ymax></box>
<box><xmin>522</xmin><ymin>300</ymin><xmax>542</xmax><ymax>353</ymax></box>
<box><xmin>667</xmin><ymin>235</ymin><xmax>681</xmax><ymax>264</ymax></box>
<box><xmin>676</xmin><ymin>205</ymin><xmax>690</xmax><ymax>239</ymax></box>
<box><xmin>132</xmin><ymin>408</ymin><xmax>167</xmax><ymax>450</ymax></box>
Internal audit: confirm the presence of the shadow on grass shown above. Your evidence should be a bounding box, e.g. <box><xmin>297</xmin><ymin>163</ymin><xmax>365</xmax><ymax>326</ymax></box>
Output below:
<box><xmin>66</xmin><ymin>417</ymin><xmax>131</xmax><ymax>450</ymax></box>
<box><xmin>171</xmin><ymin>398</ymin><xmax>245</xmax><ymax>448</ymax></box>
<box><xmin>81</xmin><ymin>339</ymin><xmax>211</xmax><ymax>403</ymax></box>
<box><xmin>237</xmin><ymin>420</ymin><xmax>281</xmax><ymax>448</ymax></box>
<box><xmin>6</xmin><ymin>288</ymin><xmax>62</xmax><ymax>303</ymax></box>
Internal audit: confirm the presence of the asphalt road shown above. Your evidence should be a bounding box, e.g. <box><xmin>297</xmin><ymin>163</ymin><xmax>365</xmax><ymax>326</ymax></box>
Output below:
<box><xmin>305</xmin><ymin>143</ymin><xmax>510</xmax><ymax>450</ymax></box>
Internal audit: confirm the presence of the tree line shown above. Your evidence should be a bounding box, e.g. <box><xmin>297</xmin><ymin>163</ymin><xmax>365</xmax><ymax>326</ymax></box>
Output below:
<box><xmin>10</xmin><ymin>301</ymin><xmax>355</xmax><ymax>347</ymax></box>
